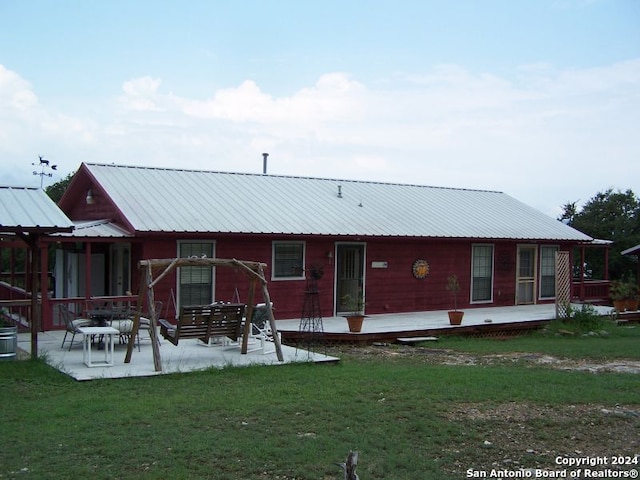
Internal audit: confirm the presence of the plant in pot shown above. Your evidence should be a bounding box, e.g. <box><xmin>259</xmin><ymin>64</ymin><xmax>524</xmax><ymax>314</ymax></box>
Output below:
<box><xmin>341</xmin><ymin>292</ymin><xmax>365</xmax><ymax>333</ymax></box>
<box><xmin>625</xmin><ymin>281</ymin><xmax>639</xmax><ymax>312</ymax></box>
<box><xmin>609</xmin><ymin>281</ymin><xmax>629</xmax><ymax>312</ymax></box>
<box><xmin>445</xmin><ymin>274</ymin><xmax>464</xmax><ymax>325</ymax></box>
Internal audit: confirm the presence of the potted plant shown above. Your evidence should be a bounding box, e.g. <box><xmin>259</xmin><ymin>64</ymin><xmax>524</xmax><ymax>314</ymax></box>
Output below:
<box><xmin>445</xmin><ymin>274</ymin><xmax>464</xmax><ymax>325</ymax></box>
<box><xmin>609</xmin><ymin>281</ymin><xmax>629</xmax><ymax>312</ymax></box>
<box><xmin>341</xmin><ymin>292</ymin><xmax>365</xmax><ymax>333</ymax></box>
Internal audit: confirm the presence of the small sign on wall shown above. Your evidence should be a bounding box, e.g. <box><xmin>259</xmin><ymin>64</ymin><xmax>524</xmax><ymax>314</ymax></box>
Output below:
<box><xmin>371</xmin><ymin>261</ymin><xmax>388</xmax><ymax>269</ymax></box>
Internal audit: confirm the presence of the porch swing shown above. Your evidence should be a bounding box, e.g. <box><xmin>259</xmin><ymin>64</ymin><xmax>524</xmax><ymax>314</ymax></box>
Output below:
<box><xmin>124</xmin><ymin>257</ymin><xmax>283</xmax><ymax>372</ymax></box>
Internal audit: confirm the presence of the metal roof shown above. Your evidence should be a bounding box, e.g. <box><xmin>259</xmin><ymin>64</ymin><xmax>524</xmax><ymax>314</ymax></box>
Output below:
<box><xmin>621</xmin><ymin>244</ymin><xmax>640</xmax><ymax>256</ymax></box>
<box><xmin>54</xmin><ymin>220</ymin><xmax>132</xmax><ymax>238</ymax></box>
<box><xmin>84</xmin><ymin>163</ymin><xmax>592</xmax><ymax>241</ymax></box>
<box><xmin>0</xmin><ymin>186</ymin><xmax>74</xmax><ymax>234</ymax></box>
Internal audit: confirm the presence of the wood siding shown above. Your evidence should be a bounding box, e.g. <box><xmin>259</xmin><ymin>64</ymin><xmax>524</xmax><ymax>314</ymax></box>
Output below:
<box><xmin>128</xmin><ymin>234</ymin><xmax>572</xmax><ymax>321</ymax></box>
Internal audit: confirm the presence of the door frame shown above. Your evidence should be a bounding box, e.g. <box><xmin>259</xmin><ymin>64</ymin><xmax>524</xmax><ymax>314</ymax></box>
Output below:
<box><xmin>334</xmin><ymin>242</ymin><xmax>366</xmax><ymax>316</ymax></box>
<box><xmin>516</xmin><ymin>244</ymin><xmax>537</xmax><ymax>305</ymax></box>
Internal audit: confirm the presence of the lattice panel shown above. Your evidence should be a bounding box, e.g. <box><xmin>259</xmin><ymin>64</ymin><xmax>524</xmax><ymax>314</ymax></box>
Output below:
<box><xmin>555</xmin><ymin>251</ymin><xmax>571</xmax><ymax>319</ymax></box>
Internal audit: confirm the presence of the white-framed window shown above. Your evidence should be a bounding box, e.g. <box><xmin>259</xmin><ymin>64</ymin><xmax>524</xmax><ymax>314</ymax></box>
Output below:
<box><xmin>272</xmin><ymin>241</ymin><xmax>305</xmax><ymax>280</ymax></box>
<box><xmin>178</xmin><ymin>241</ymin><xmax>215</xmax><ymax>307</ymax></box>
<box><xmin>539</xmin><ymin>245</ymin><xmax>559</xmax><ymax>299</ymax></box>
<box><xmin>471</xmin><ymin>244</ymin><xmax>494</xmax><ymax>303</ymax></box>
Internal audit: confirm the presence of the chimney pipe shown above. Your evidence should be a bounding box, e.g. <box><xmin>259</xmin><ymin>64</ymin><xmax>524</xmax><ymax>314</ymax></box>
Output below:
<box><xmin>262</xmin><ymin>153</ymin><xmax>269</xmax><ymax>175</ymax></box>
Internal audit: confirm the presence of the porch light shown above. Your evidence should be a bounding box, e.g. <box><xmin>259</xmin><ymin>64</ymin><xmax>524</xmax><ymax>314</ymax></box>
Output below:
<box><xmin>86</xmin><ymin>189</ymin><xmax>95</xmax><ymax>205</ymax></box>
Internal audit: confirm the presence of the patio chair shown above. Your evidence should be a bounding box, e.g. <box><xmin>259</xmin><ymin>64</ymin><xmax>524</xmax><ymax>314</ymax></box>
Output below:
<box><xmin>58</xmin><ymin>305</ymin><xmax>94</xmax><ymax>351</ymax></box>
<box><xmin>115</xmin><ymin>301</ymin><xmax>162</xmax><ymax>351</ymax></box>
<box><xmin>247</xmin><ymin>303</ymin><xmax>279</xmax><ymax>354</ymax></box>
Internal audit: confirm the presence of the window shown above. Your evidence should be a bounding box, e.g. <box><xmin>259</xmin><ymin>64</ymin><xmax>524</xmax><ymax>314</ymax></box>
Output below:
<box><xmin>272</xmin><ymin>242</ymin><xmax>305</xmax><ymax>279</ymax></box>
<box><xmin>539</xmin><ymin>246</ymin><xmax>558</xmax><ymax>299</ymax></box>
<box><xmin>472</xmin><ymin>244</ymin><xmax>494</xmax><ymax>302</ymax></box>
<box><xmin>178</xmin><ymin>242</ymin><xmax>214</xmax><ymax>307</ymax></box>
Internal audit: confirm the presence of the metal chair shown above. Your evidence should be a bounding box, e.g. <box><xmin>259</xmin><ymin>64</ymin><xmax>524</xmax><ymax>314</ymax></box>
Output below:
<box><xmin>58</xmin><ymin>305</ymin><xmax>94</xmax><ymax>351</ymax></box>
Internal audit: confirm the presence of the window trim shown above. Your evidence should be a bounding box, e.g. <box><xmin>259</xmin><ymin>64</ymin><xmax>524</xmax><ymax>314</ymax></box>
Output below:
<box><xmin>470</xmin><ymin>243</ymin><xmax>495</xmax><ymax>304</ymax></box>
<box><xmin>271</xmin><ymin>241</ymin><xmax>306</xmax><ymax>281</ymax></box>
<box><xmin>538</xmin><ymin>245</ymin><xmax>559</xmax><ymax>300</ymax></box>
<box><xmin>176</xmin><ymin>240</ymin><xmax>216</xmax><ymax>309</ymax></box>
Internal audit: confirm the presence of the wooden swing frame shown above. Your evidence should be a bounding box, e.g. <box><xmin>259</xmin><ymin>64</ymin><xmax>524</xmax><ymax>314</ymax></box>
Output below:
<box><xmin>124</xmin><ymin>257</ymin><xmax>283</xmax><ymax>371</ymax></box>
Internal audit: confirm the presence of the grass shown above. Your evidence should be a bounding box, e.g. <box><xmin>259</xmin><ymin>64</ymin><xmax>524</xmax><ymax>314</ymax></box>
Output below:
<box><xmin>1</xmin><ymin>324</ymin><xmax>639</xmax><ymax>480</ymax></box>
<box><xmin>432</xmin><ymin>318</ymin><xmax>639</xmax><ymax>360</ymax></box>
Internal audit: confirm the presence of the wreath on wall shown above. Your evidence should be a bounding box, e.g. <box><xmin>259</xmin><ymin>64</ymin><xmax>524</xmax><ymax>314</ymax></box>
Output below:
<box><xmin>412</xmin><ymin>259</ymin><xmax>430</xmax><ymax>279</ymax></box>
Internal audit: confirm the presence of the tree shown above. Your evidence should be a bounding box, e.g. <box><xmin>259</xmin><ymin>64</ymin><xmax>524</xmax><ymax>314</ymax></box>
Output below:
<box><xmin>45</xmin><ymin>172</ymin><xmax>74</xmax><ymax>203</ymax></box>
<box><xmin>560</xmin><ymin>189</ymin><xmax>640</xmax><ymax>281</ymax></box>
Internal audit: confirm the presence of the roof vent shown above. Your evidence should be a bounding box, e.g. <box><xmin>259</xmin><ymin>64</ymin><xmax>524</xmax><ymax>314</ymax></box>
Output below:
<box><xmin>337</xmin><ymin>185</ymin><xmax>342</xmax><ymax>198</ymax></box>
<box><xmin>262</xmin><ymin>153</ymin><xmax>269</xmax><ymax>175</ymax></box>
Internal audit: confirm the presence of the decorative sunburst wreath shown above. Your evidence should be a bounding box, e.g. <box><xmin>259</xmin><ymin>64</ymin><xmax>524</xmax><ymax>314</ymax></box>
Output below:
<box><xmin>412</xmin><ymin>259</ymin><xmax>430</xmax><ymax>279</ymax></box>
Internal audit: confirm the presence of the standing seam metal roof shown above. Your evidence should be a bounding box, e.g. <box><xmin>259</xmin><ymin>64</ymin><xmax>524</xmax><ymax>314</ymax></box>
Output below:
<box><xmin>0</xmin><ymin>186</ymin><xmax>74</xmax><ymax>232</ymax></box>
<box><xmin>84</xmin><ymin>163</ymin><xmax>592</xmax><ymax>241</ymax></box>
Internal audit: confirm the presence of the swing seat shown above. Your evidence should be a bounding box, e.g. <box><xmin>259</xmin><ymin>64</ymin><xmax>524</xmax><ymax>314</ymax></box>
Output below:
<box><xmin>159</xmin><ymin>303</ymin><xmax>245</xmax><ymax>346</ymax></box>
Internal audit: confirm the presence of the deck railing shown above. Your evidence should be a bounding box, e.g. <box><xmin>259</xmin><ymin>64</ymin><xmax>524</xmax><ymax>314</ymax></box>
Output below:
<box><xmin>572</xmin><ymin>279</ymin><xmax>611</xmax><ymax>304</ymax></box>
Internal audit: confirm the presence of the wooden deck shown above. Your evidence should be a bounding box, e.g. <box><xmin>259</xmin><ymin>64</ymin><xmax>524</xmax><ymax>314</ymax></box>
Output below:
<box><xmin>278</xmin><ymin>303</ymin><xmax>630</xmax><ymax>343</ymax></box>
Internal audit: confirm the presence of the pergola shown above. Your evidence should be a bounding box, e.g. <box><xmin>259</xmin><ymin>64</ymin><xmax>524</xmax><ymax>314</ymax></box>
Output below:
<box><xmin>124</xmin><ymin>257</ymin><xmax>283</xmax><ymax>371</ymax></box>
<box><xmin>0</xmin><ymin>186</ymin><xmax>74</xmax><ymax>359</ymax></box>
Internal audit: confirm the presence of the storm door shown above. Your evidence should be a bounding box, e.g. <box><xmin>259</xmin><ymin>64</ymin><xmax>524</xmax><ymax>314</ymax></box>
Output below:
<box><xmin>335</xmin><ymin>244</ymin><xmax>365</xmax><ymax>315</ymax></box>
<box><xmin>516</xmin><ymin>245</ymin><xmax>537</xmax><ymax>304</ymax></box>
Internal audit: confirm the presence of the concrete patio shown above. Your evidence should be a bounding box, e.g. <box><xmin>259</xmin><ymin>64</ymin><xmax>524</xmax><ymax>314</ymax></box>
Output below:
<box><xmin>17</xmin><ymin>303</ymin><xmax>618</xmax><ymax>381</ymax></box>
<box><xmin>17</xmin><ymin>330</ymin><xmax>338</xmax><ymax>381</ymax></box>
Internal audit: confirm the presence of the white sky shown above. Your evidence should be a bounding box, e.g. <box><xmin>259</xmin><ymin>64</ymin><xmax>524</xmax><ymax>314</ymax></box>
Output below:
<box><xmin>1</xmin><ymin>0</ymin><xmax>639</xmax><ymax>217</ymax></box>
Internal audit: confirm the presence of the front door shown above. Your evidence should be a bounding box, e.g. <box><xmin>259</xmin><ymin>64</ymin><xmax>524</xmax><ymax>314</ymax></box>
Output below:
<box><xmin>335</xmin><ymin>243</ymin><xmax>365</xmax><ymax>315</ymax></box>
<box><xmin>516</xmin><ymin>245</ymin><xmax>537</xmax><ymax>304</ymax></box>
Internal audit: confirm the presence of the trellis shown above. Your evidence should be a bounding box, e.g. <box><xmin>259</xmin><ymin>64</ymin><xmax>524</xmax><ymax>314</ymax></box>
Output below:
<box><xmin>124</xmin><ymin>257</ymin><xmax>283</xmax><ymax>371</ymax></box>
<box><xmin>555</xmin><ymin>251</ymin><xmax>572</xmax><ymax>319</ymax></box>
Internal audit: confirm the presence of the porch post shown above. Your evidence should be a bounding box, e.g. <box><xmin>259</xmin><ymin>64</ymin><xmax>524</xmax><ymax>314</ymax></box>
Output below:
<box><xmin>84</xmin><ymin>242</ymin><xmax>92</xmax><ymax>304</ymax></box>
<box><xmin>579</xmin><ymin>245</ymin><xmax>586</xmax><ymax>301</ymax></box>
<box><xmin>39</xmin><ymin>239</ymin><xmax>50</xmax><ymax>330</ymax></box>
<box><xmin>29</xmin><ymin>234</ymin><xmax>40</xmax><ymax>360</ymax></box>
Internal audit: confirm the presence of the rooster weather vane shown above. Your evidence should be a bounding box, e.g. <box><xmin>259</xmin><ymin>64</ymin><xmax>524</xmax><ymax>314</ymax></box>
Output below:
<box><xmin>32</xmin><ymin>155</ymin><xmax>58</xmax><ymax>189</ymax></box>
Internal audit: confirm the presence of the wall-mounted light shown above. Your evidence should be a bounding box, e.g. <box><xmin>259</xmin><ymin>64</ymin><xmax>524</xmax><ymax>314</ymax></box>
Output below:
<box><xmin>326</xmin><ymin>251</ymin><xmax>334</xmax><ymax>259</ymax></box>
<box><xmin>86</xmin><ymin>189</ymin><xmax>95</xmax><ymax>205</ymax></box>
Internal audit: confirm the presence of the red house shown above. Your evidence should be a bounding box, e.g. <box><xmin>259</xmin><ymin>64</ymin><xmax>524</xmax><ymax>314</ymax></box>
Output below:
<box><xmin>44</xmin><ymin>162</ymin><xmax>594</xmax><ymax>326</ymax></box>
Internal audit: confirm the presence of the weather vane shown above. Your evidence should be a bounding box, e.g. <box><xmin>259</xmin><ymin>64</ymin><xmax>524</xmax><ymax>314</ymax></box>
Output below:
<box><xmin>32</xmin><ymin>155</ymin><xmax>58</xmax><ymax>189</ymax></box>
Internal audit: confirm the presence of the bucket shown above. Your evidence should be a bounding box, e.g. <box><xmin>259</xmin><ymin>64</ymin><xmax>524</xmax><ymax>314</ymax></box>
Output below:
<box><xmin>0</xmin><ymin>326</ymin><xmax>18</xmax><ymax>361</ymax></box>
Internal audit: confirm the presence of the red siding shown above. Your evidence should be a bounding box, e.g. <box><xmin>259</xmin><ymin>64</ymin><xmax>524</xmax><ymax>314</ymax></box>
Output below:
<box><xmin>126</xmin><ymin>234</ymin><xmax>569</xmax><ymax>321</ymax></box>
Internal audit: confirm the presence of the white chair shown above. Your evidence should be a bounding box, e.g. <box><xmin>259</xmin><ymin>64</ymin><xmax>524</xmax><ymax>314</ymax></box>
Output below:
<box><xmin>247</xmin><ymin>303</ymin><xmax>280</xmax><ymax>355</ymax></box>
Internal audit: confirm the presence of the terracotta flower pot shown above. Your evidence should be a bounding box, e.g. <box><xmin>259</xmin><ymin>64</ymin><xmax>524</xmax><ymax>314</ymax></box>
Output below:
<box><xmin>625</xmin><ymin>299</ymin><xmax>639</xmax><ymax>312</ymax></box>
<box><xmin>345</xmin><ymin>315</ymin><xmax>365</xmax><ymax>333</ymax></box>
<box><xmin>613</xmin><ymin>300</ymin><xmax>626</xmax><ymax>312</ymax></box>
<box><xmin>448</xmin><ymin>311</ymin><xmax>464</xmax><ymax>325</ymax></box>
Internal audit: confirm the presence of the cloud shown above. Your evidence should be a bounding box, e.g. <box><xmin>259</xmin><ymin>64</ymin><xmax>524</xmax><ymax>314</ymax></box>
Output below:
<box><xmin>119</xmin><ymin>76</ymin><xmax>164</xmax><ymax>111</ymax></box>
<box><xmin>0</xmin><ymin>64</ymin><xmax>39</xmax><ymax>112</ymax></box>
<box><xmin>1</xmin><ymin>59</ymin><xmax>638</xmax><ymax>217</ymax></box>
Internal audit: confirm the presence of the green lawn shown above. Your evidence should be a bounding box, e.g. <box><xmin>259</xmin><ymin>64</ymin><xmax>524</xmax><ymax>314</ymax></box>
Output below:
<box><xmin>1</xmin><ymin>324</ymin><xmax>638</xmax><ymax>480</ymax></box>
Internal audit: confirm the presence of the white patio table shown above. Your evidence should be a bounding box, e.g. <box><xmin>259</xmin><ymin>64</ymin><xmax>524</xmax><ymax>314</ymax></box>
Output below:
<box><xmin>77</xmin><ymin>326</ymin><xmax>119</xmax><ymax>367</ymax></box>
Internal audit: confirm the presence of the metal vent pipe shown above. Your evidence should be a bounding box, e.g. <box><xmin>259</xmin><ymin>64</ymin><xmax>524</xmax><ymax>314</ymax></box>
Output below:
<box><xmin>262</xmin><ymin>153</ymin><xmax>269</xmax><ymax>175</ymax></box>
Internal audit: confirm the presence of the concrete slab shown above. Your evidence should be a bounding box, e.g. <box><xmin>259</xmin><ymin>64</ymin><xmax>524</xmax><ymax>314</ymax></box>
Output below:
<box><xmin>18</xmin><ymin>330</ymin><xmax>338</xmax><ymax>381</ymax></box>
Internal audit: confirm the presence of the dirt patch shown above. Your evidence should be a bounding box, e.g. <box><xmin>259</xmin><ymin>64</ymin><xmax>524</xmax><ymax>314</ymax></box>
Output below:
<box><xmin>441</xmin><ymin>402</ymin><xmax>639</xmax><ymax>477</ymax></box>
<box><xmin>326</xmin><ymin>344</ymin><xmax>640</xmax><ymax>478</ymax></box>
<box><xmin>326</xmin><ymin>343</ymin><xmax>640</xmax><ymax>374</ymax></box>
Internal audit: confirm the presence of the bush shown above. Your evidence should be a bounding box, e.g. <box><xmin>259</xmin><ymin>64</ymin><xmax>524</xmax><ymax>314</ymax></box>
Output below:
<box><xmin>545</xmin><ymin>304</ymin><xmax>611</xmax><ymax>335</ymax></box>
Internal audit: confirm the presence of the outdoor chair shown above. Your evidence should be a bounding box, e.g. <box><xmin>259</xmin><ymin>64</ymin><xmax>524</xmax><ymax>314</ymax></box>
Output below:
<box><xmin>115</xmin><ymin>301</ymin><xmax>163</xmax><ymax>351</ymax></box>
<box><xmin>58</xmin><ymin>305</ymin><xmax>94</xmax><ymax>351</ymax></box>
<box><xmin>247</xmin><ymin>303</ymin><xmax>279</xmax><ymax>354</ymax></box>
